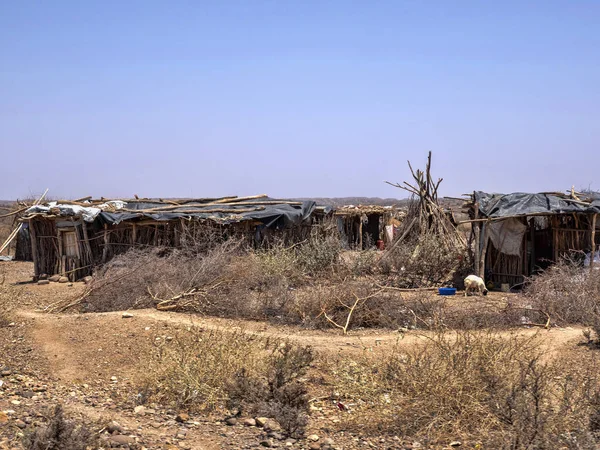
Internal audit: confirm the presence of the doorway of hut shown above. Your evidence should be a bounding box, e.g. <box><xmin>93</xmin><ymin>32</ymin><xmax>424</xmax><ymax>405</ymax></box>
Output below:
<box><xmin>363</xmin><ymin>213</ymin><xmax>381</xmax><ymax>250</ymax></box>
<box><xmin>530</xmin><ymin>226</ymin><xmax>553</xmax><ymax>273</ymax></box>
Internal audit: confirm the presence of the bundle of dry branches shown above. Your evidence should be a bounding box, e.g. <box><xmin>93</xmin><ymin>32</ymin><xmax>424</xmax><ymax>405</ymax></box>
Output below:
<box><xmin>386</xmin><ymin>152</ymin><xmax>465</xmax><ymax>250</ymax></box>
<box><xmin>381</xmin><ymin>152</ymin><xmax>469</xmax><ymax>287</ymax></box>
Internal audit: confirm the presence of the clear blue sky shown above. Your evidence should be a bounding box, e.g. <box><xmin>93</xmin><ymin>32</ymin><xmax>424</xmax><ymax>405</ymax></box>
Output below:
<box><xmin>1</xmin><ymin>1</ymin><xmax>599</xmax><ymax>200</ymax></box>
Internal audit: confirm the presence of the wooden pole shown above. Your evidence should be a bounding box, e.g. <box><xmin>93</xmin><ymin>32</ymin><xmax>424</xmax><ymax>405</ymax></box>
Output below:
<box><xmin>102</xmin><ymin>224</ymin><xmax>109</xmax><ymax>263</ymax></box>
<box><xmin>529</xmin><ymin>219</ymin><xmax>536</xmax><ymax>274</ymax></box>
<box><xmin>0</xmin><ymin>224</ymin><xmax>22</xmax><ymax>255</ymax></box>
<box><xmin>80</xmin><ymin>223</ymin><xmax>93</xmax><ymax>267</ymax></box>
<box><xmin>358</xmin><ymin>219</ymin><xmax>363</xmax><ymax>250</ymax></box>
<box><xmin>473</xmin><ymin>199</ymin><xmax>480</xmax><ymax>275</ymax></box>
<box><xmin>132</xmin><ymin>223</ymin><xmax>137</xmax><ymax>246</ymax></box>
<box><xmin>479</xmin><ymin>222</ymin><xmax>488</xmax><ymax>278</ymax></box>
<box><xmin>591</xmin><ymin>214</ymin><xmax>597</xmax><ymax>272</ymax></box>
<box><xmin>29</xmin><ymin>221</ymin><xmax>39</xmax><ymax>278</ymax></box>
<box><xmin>552</xmin><ymin>217</ymin><xmax>558</xmax><ymax>262</ymax></box>
<box><xmin>57</xmin><ymin>229</ymin><xmax>64</xmax><ymax>275</ymax></box>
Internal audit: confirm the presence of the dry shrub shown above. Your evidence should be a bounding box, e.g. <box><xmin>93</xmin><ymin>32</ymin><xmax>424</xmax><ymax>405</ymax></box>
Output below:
<box><xmin>227</xmin><ymin>342</ymin><xmax>314</xmax><ymax>436</ymax></box>
<box><xmin>304</xmin><ymin>288</ymin><xmax>530</xmax><ymax>332</ymax></box>
<box><xmin>82</xmin><ymin>238</ymin><xmax>243</xmax><ymax>312</ymax></box>
<box><xmin>525</xmin><ymin>259</ymin><xmax>600</xmax><ymax>326</ymax></box>
<box><xmin>339</xmin><ymin>250</ymin><xmax>379</xmax><ymax>276</ymax></box>
<box><xmin>392</xmin><ymin>292</ymin><xmax>549</xmax><ymax>331</ymax></box>
<box><xmin>294</xmin><ymin>233</ymin><xmax>341</xmax><ymax>275</ymax></box>
<box><xmin>82</xmin><ymin>231</ymin><xmax>342</xmax><ymax>319</ymax></box>
<box><xmin>80</xmin><ymin>230</ymin><xmax>531</xmax><ymax>332</ymax></box>
<box><xmin>331</xmin><ymin>331</ymin><xmax>600</xmax><ymax>448</ymax></box>
<box><xmin>254</xmin><ymin>232</ymin><xmax>341</xmax><ymax>280</ymax></box>
<box><xmin>139</xmin><ymin>325</ymin><xmax>313</xmax><ymax>435</ymax></box>
<box><xmin>178</xmin><ymin>221</ymin><xmax>236</xmax><ymax>256</ymax></box>
<box><xmin>278</xmin><ymin>282</ymin><xmax>416</xmax><ymax>330</ymax></box>
<box><xmin>439</xmin><ymin>297</ymin><xmax>542</xmax><ymax>330</ymax></box>
<box><xmin>25</xmin><ymin>405</ymin><xmax>98</xmax><ymax>450</ymax></box>
<box><xmin>82</xmin><ymin>239</ymin><xmax>535</xmax><ymax>332</ymax></box>
<box><xmin>138</xmin><ymin>326</ymin><xmax>271</xmax><ymax>411</ymax></box>
<box><xmin>381</xmin><ymin>233</ymin><xmax>469</xmax><ymax>288</ymax></box>
<box><xmin>316</xmin><ymin>283</ymin><xmax>406</xmax><ymax>330</ymax></box>
<box><xmin>221</xmin><ymin>234</ymin><xmax>341</xmax><ymax>321</ymax></box>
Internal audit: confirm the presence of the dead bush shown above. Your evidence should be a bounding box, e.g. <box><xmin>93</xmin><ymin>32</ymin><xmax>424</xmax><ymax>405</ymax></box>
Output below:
<box><xmin>82</xmin><ymin>237</ymin><xmax>243</xmax><ymax>312</ymax></box>
<box><xmin>25</xmin><ymin>404</ymin><xmax>98</xmax><ymax>450</ymax></box>
<box><xmin>139</xmin><ymin>325</ymin><xmax>313</xmax><ymax>436</ymax></box>
<box><xmin>440</xmin><ymin>297</ymin><xmax>544</xmax><ymax>330</ymax></box>
<box><xmin>525</xmin><ymin>259</ymin><xmax>600</xmax><ymax>326</ymax></box>
<box><xmin>227</xmin><ymin>342</ymin><xmax>314</xmax><ymax>436</ymax></box>
<box><xmin>331</xmin><ymin>330</ymin><xmax>600</xmax><ymax>447</ymax></box>
<box><xmin>178</xmin><ymin>221</ymin><xmax>238</xmax><ymax>256</ymax></box>
<box><xmin>79</xmin><ymin>229</ymin><xmax>532</xmax><ymax>332</ymax></box>
<box><xmin>295</xmin><ymin>232</ymin><xmax>341</xmax><ymax>275</ymax></box>
<box><xmin>339</xmin><ymin>250</ymin><xmax>379</xmax><ymax>277</ymax></box>
<box><xmin>254</xmin><ymin>232</ymin><xmax>341</xmax><ymax>280</ymax></box>
<box><xmin>309</xmin><ymin>288</ymin><xmax>530</xmax><ymax>333</ymax></box>
<box><xmin>281</xmin><ymin>282</ymin><xmax>416</xmax><ymax>331</ymax></box>
<box><xmin>139</xmin><ymin>325</ymin><xmax>273</xmax><ymax>412</ymax></box>
<box><xmin>82</xmin><ymin>230</ymin><xmax>340</xmax><ymax>316</ymax></box>
<box><xmin>381</xmin><ymin>233</ymin><xmax>468</xmax><ymax>288</ymax></box>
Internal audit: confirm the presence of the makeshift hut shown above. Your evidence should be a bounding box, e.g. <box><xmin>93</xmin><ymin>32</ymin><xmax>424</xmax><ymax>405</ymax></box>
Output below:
<box><xmin>334</xmin><ymin>205</ymin><xmax>405</xmax><ymax>250</ymax></box>
<box><xmin>464</xmin><ymin>189</ymin><xmax>600</xmax><ymax>288</ymax></box>
<box><xmin>22</xmin><ymin>195</ymin><xmax>330</xmax><ymax>281</ymax></box>
<box><xmin>0</xmin><ymin>192</ymin><xmax>48</xmax><ymax>261</ymax></box>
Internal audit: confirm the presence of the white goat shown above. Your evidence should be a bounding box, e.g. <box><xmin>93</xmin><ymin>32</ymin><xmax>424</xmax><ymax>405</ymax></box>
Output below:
<box><xmin>464</xmin><ymin>275</ymin><xmax>488</xmax><ymax>297</ymax></box>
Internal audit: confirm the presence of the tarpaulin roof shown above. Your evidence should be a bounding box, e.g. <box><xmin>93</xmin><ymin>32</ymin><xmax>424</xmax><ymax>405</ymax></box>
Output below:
<box><xmin>99</xmin><ymin>201</ymin><xmax>321</xmax><ymax>228</ymax></box>
<box><xmin>25</xmin><ymin>197</ymin><xmax>331</xmax><ymax>229</ymax></box>
<box><xmin>474</xmin><ymin>191</ymin><xmax>600</xmax><ymax>218</ymax></box>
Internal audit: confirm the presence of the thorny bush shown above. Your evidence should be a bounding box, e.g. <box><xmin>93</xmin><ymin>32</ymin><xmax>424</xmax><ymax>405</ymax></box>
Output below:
<box><xmin>227</xmin><ymin>342</ymin><xmax>314</xmax><ymax>436</ymax></box>
<box><xmin>81</xmin><ymin>237</ymin><xmax>244</xmax><ymax>313</ymax></box>
<box><xmin>138</xmin><ymin>325</ymin><xmax>313</xmax><ymax>436</ymax></box>
<box><xmin>81</xmin><ymin>229</ymin><xmax>537</xmax><ymax>332</ymax></box>
<box><xmin>525</xmin><ymin>259</ymin><xmax>600</xmax><ymax>327</ymax></box>
<box><xmin>138</xmin><ymin>326</ymin><xmax>270</xmax><ymax>412</ymax></box>
<box><xmin>25</xmin><ymin>405</ymin><xmax>98</xmax><ymax>450</ymax></box>
<box><xmin>331</xmin><ymin>330</ymin><xmax>600</xmax><ymax>448</ymax></box>
<box><xmin>380</xmin><ymin>233</ymin><xmax>470</xmax><ymax>288</ymax></box>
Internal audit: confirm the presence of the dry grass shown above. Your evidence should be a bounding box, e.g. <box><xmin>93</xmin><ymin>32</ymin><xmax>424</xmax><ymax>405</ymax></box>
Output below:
<box><xmin>138</xmin><ymin>326</ymin><xmax>272</xmax><ymax>412</ymax></box>
<box><xmin>137</xmin><ymin>325</ymin><xmax>313</xmax><ymax>435</ymax></box>
<box><xmin>329</xmin><ymin>330</ymin><xmax>600</xmax><ymax>448</ymax></box>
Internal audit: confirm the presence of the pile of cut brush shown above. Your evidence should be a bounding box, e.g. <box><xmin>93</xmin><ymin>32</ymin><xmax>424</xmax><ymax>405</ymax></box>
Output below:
<box><xmin>383</xmin><ymin>152</ymin><xmax>468</xmax><ymax>287</ymax></box>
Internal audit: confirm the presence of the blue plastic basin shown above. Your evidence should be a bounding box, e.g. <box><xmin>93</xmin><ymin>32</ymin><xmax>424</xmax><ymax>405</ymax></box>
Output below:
<box><xmin>438</xmin><ymin>287</ymin><xmax>457</xmax><ymax>296</ymax></box>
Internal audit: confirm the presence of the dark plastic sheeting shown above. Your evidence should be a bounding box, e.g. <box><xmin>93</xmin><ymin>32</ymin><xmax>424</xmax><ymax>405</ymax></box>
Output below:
<box><xmin>475</xmin><ymin>191</ymin><xmax>600</xmax><ymax>218</ymax></box>
<box><xmin>98</xmin><ymin>201</ymin><xmax>321</xmax><ymax>229</ymax></box>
